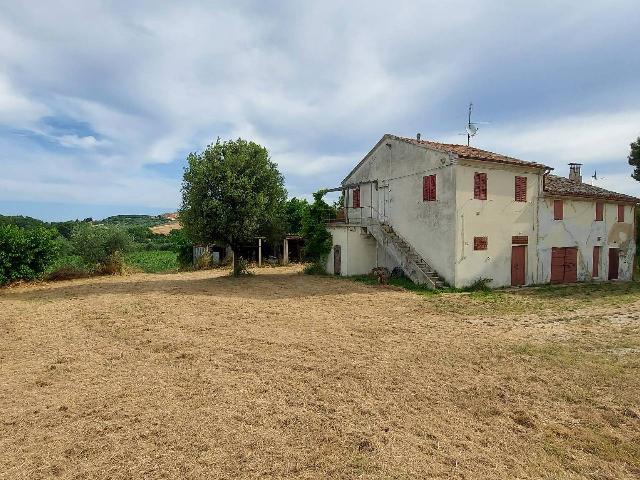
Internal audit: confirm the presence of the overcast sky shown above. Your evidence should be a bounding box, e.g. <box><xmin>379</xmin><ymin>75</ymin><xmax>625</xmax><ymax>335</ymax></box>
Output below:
<box><xmin>1</xmin><ymin>1</ymin><xmax>639</xmax><ymax>221</ymax></box>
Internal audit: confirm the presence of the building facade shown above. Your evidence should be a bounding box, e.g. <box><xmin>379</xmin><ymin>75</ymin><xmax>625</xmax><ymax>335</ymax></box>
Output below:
<box><xmin>326</xmin><ymin>134</ymin><xmax>638</xmax><ymax>288</ymax></box>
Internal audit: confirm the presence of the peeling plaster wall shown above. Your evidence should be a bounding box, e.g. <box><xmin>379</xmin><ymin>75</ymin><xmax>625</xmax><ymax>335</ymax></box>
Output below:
<box><xmin>454</xmin><ymin>161</ymin><xmax>543</xmax><ymax>288</ymax></box>
<box><xmin>537</xmin><ymin>198</ymin><xmax>635</xmax><ymax>282</ymax></box>
<box><xmin>326</xmin><ymin>224</ymin><xmax>378</xmax><ymax>276</ymax></box>
<box><xmin>344</xmin><ymin>137</ymin><xmax>457</xmax><ymax>285</ymax></box>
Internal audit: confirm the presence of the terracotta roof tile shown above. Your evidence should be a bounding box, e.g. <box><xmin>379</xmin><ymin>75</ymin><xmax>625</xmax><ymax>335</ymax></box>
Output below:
<box><xmin>390</xmin><ymin>135</ymin><xmax>550</xmax><ymax>169</ymax></box>
<box><xmin>544</xmin><ymin>174</ymin><xmax>639</xmax><ymax>203</ymax></box>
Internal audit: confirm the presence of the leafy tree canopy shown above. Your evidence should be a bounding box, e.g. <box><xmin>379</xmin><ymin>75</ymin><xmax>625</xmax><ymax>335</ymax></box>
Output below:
<box><xmin>179</xmin><ymin>138</ymin><xmax>287</xmax><ymax>272</ymax></box>
<box><xmin>284</xmin><ymin>197</ymin><xmax>309</xmax><ymax>235</ymax></box>
<box><xmin>301</xmin><ymin>190</ymin><xmax>335</xmax><ymax>266</ymax></box>
<box><xmin>629</xmin><ymin>137</ymin><xmax>640</xmax><ymax>181</ymax></box>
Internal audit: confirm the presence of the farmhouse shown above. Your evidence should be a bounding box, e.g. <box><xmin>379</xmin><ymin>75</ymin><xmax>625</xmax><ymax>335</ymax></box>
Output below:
<box><xmin>326</xmin><ymin>134</ymin><xmax>639</xmax><ymax>288</ymax></box>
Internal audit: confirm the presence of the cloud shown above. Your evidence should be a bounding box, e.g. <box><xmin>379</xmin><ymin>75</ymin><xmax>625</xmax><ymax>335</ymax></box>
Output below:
<box><xmin>0</xmin><ymin>1</ymin><xmax>639</xmax><ymax>219</ymax></box>
<box><xmin>456</xmin><ymin>110</ymin><xmax>640</xmax><ymax>168</ymax></box>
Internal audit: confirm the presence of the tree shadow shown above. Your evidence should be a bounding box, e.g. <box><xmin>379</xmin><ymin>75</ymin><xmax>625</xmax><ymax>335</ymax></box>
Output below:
<box><xmin>1</xmin><ymin>271</ymin><xmax>374</xmax><ymax>302</ymax></box>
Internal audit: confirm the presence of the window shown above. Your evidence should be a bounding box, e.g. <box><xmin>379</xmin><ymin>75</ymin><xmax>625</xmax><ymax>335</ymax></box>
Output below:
<box><xmin>474</xmin><ymin>236</ymin><xmax>488</xmax><ymax>250</ymax></box>
<box><xmin>618</xmin><ymin>204</ymin><xmax>625</xmax><ymax>222</ymax></box>
<box><xmin>352</xmin><ymin>187</ymin><xmax>360</xmax><ymax>209</ymax></box>
<box><xmin>553</xmin><ymin>200</ymin><xmax>563</xmax><ymax>220</ymax></box>
<box><xmin>474</xmin><ymin>172</ymin><xmax>487</xmax><ymax>200</ymax></box>
<box><xmin>515</xmin><ymin>176</ymin><xmax>527</xmax><ymax>202</ymax></box>
<box><xmin>595</xmin><ymin>202</ymin><xmax>603</xmax><ymax>221</ymax></box>
<box><xmin>593</xmin><ymin>246</ymin><xmax>601</xmax><ymax>277</ymax></box>
<box><xmin>423</xmin><ymin>174</ymin><xmax>436</xmax><ymax>201</ymax></box>
<box><xmin>512</xmin><ymin>236</ymin><xmax>528</xmax><ymax>245</ymax></box>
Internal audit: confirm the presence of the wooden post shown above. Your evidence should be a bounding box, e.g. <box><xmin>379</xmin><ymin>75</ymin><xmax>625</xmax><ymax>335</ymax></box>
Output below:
<box><xmin>283</xmin><ymin>238</ymin><xmax>289</xmax><ymax>264</ymax></box>
<box><xmin>258</xmin><ymin>238</ymin><xmax>262</xmax><ymax>267</ymax></box>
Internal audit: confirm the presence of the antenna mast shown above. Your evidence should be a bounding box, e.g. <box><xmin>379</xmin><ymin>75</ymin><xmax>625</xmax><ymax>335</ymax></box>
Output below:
<box><xmin>467</xmin><ymin>102</ymin><xmax>473</xmax><ymax>146</ymax></box>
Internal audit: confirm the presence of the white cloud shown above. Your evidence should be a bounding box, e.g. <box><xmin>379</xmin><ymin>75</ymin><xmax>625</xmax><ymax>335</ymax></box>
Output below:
<box><xmin>57</xmin><ymin>134</ymin><xmax>104</xmax><ymax>149</ymax></box>
<box><xmin>0</xmin><ymin>0</ymin><xmax>638</xmax><ymax>215</ymax></box>
<box><xmin>474</xmin><ymin>111</ymin><xmax>640</xmax><ymax>167</ymax></box>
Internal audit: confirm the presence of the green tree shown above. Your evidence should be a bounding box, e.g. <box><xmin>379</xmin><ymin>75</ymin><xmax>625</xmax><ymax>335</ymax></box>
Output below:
<box><xmin>284</xmin><ymin>197</ymin><xmax>309</xmax><ymax>235</ymax></box>
<box><xmin>301</xmin><ymin>190</ymin><xmax>334</xmax><ymax>270</ymax></box>
<box><xmin>0</xmin><ymin>225</ymin><xmax>60</xmax><ymax>284</ymax></box>
<box><xmin>71</xmin><ymin>224</ymin><xmax>132</xmax><ymax>267</ymax></box>
<box><xmin>629</xmin><ymin>137</ymin><xmax>640</xmax><ymax>181</ymax></box>
<box><xmin>179</xmin><ymin>138</ymin><xmax>287</xmax><ymax>275</ymax></box>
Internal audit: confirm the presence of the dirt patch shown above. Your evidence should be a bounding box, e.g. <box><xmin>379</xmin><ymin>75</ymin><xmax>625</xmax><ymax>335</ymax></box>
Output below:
<box><xmin>1</xmin><ymin>267</ymin><xmax>639</xmax><ymax>479</ymax></box>
<box><xmin>150</xmin><ymin>221</ymin><xmax>181</xmax><ymax>235</ymax></box>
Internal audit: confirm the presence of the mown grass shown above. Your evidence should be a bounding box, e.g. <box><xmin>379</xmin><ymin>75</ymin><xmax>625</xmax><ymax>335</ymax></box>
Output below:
<box><xmin>346</xmin><ymin>273</ymin><xmax>640</xmax><ymax>316</ymax></box>
<box><xmin>124</xmin><ymin>250</ymin><xmax>179</xmax><ymax>273</ymax></box>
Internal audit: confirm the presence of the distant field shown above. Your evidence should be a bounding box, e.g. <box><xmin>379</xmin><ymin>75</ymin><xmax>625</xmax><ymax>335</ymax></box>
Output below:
<box><xmin>1</xmin><ymin>268</ymin><xmax>639</xmax><ymax>478</ymax></box>
<box><xmin>149</xmin><ymin>221</ymin><xmax>181</xmax><ymax>235</ymax></box>
<box><xmin>124</xmin><ymin>250</ymin><xmax>179</xmax><ymax>273</ymax></box>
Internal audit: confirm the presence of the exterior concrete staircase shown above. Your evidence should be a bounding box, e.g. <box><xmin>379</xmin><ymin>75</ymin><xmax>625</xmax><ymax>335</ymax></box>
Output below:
<box><xmin>368</xmin><ymin>223</ymin><xmax>445</xmax><ymax>289</ymax></box>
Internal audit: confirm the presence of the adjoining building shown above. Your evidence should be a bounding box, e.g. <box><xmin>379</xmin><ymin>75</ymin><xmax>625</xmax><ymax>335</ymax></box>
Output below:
<box><xmin>326</xmin><ymin>134</ymin><xmax>638</xmax><ymax>288</ymax></box>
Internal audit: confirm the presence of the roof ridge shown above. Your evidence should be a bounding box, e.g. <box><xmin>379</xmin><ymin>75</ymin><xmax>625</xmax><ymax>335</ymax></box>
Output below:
<box><xmin>388</xmin><ymin>134</ymin><xmax>550</xmax><ymax>170</ymax></box>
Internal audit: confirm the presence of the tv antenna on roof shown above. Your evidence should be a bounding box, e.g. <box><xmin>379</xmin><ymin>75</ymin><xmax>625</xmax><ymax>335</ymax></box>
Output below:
<box><xmin>460</xmin><ymin>102</ymin><xmax>490</xmax><ymax>146</ymax></box>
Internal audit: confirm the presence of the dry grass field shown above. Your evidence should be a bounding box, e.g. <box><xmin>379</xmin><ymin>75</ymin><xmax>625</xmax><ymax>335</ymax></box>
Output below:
<box><xmin>1</xmin><ymin>267</ymin><xmax>639</xmax><ymax>479</ymax></box>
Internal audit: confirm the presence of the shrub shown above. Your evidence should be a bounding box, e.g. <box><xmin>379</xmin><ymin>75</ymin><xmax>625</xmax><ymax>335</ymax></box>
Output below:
<box><xmin>0</xmin><ymin>225</ymin><xmax>59</xmax><ymax>285</ymax></box>
<box><xmin>463</xmin><ymin>277</ymin><xmax>493</xmax><ymax>292</ymax></box>
<box><xmin>303</xmin><ymin>262</ymin><xmax>327</xmax><ymax>275</ymax></box>
<box><xmin>71</xmin><ymin>224</ymin><xmax>132</xmax><ymax>268</ymax></box>
<box><xmin>98</xmin><ymin>251</ymin><xmax>126</xmax><ymax>275</ymax></box>
<box><xmin>194</xmin><ymin>250</ymin><xmax>212</xmax><ymax>270</ymax></box>
<box><xmin>232</xmin><ymin>257</ymin><xmax>252</xmax><ymax>276</ymax></box>
<box><xmin>168</xmin><ymin>229</ymin><xmax>193</xmax><ymax>268</ymax></box>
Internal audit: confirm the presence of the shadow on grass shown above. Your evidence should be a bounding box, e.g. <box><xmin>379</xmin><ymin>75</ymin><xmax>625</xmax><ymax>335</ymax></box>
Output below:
<box><xmin>0</xmin><ymin>270</ymin><xmax>376</xmax><ymax>302</ymax></box>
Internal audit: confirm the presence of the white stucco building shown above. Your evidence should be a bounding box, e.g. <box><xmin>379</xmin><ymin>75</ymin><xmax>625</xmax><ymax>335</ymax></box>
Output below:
<box><xmin>326</xmin><ymin>134</ymin><xmax>638</xmax><ymax>288</ymax></box>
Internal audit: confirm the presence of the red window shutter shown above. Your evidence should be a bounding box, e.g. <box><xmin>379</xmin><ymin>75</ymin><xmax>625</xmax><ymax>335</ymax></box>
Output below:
<box><xmin>553</xmin><ymin>200</ymin><xmax>563</xmax><ymax>220</ymax></box>
<box><xmin>618</xmin><ymin>204</ymin><xmax>624</xmax><ymax>222</ymax></box>
<box><xmin>595</xmin><ymin>202</ymin><xmax>603</xmax><ymax>221</ymax></box>
<box><xmin>352</xmin><ymin>188</ymin><xmax>360</xmax><ymax>208</ymax></box>
<box><xmin>423</xmin><ymin>175</ymin><xmax>436</xmax><ymax>201</ymax></box>
<box><xmin>512</xmin><ymin>235</ymin><xmax>528</xmax><ymax>245</ymax></box>
<box><xmin>515</xmin><ymin>176</ymin><xmax>527</xmax><ymax>202</ymax></box>
<box><xmin>474</xmin><ymin>236</ymin><xmax>488</xmax><ymax>250</ymax></box>
<box><xmin>474</xmin><ymin>173</ymin><xmax>487</xmax><ymax>200</ymax></box>
<box><xmin>593</xmin><ymin>246</ymin><xmax>600</xmax><ymax>277</ymax></box>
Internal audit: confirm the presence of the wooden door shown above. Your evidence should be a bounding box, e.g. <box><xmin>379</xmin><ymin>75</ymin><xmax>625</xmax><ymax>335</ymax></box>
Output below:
<box><xmin>592</xmin><ymin>246</ymin><xmax>601</xmax><ymax>278</ymax></box>
<box><xmin>551</xmin><ymin>247</ymin><xmax>578</xmax><ymax>284</ymax></box>
<box><xmin>511</xmin><ymin>246</ymin><xmax>526</xmax><ymax>286</ymax></box>
<box><xmin>564</xmin><ymin>247</ymin><xmax>577</xmax><ymax>283</ymax></box>
<box><xmin>551</xmin><ymin>247</ymin><xmax>565</xmax><ymax>284</ymax></box>
<box><xmin>608</xmin><ymin>248</ymin><xmax>619</xmax><ymax>280</ymax></box>
<box><xmin>333</xmin><ymin>245</ymin><xmax>341</xmax><ymax>275</ymax></box>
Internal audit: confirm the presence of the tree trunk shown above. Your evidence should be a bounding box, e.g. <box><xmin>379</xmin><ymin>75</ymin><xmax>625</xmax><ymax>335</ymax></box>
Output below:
<box><xmin>232</xmin><ymin>247</ymin><xmax>239</xmax><ymax>276</ymax></box>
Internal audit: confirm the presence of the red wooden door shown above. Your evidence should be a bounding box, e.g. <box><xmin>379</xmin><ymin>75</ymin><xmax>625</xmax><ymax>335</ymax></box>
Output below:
<box><xmin>551</xmin><ymin>247</ymin><xmax>565</xmax><ymax>283</ymax></box>
<box><xmin>592</xmin><ymin>246</ymin><xmax>600</xmax><ymax>278</ymax></box>
<box><xmin>551</xmin><ymin>247</ymin><xmax>578</xmax><ymax>283</ymax></box>
<box><xmin>564</xmin><ymin>247</ymin><xmax>577</xmax><ymax>283</ymax></box>
<box><xmin>608</xmin><ymin>248</ymin><xmax>619</xmax><ymax>280</ymax></box>
<box><xmin>511</xmin><ymin>246</ymin><xmax>526</xmax><ymax>286</ymax></box>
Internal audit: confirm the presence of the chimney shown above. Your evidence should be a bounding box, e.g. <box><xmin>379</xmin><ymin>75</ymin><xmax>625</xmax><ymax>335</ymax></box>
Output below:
<box><xmin>569</xmin><ymin>163</ymin><xmax>582</xmax><ymax>183</ymax></box>
<box><xmin>416</xmin><ymin>133</ymin><xmax>421</xmax><ymax>141</ymax></box>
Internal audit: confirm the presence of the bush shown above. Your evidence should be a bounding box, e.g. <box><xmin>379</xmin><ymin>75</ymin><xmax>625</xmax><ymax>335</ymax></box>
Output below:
<box><xmin>194</xmin><ymin>251</ymin><xmax>212</xmax><ymax>270</ymax></box>
<box><xmin>98</xmin><ymin>251</ymin><xmax>126</xmax><ymax>275</ymax></box>
<box><xmin>71</xmin><ymin>224</ymin><xmax>132</xmax><ymax>268</ymax></box>
<box><xmin>303</xmin><ymin>262</ymin><xmax>327</xmax><ymax>275</ymax></box>
<box><xmin>232</xmin><ymin>257</ymin><xmax>252</xmax><ymax>276</ymax></box>
<box><xmin>0</xmin><ymin>225</ymin><xmax>59</xmax><ymax>285</ymax></box>
<box><xmin>168</xmin><ymin>229</ymin><xmax>193</xmax><ymax>268</ymax></box>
